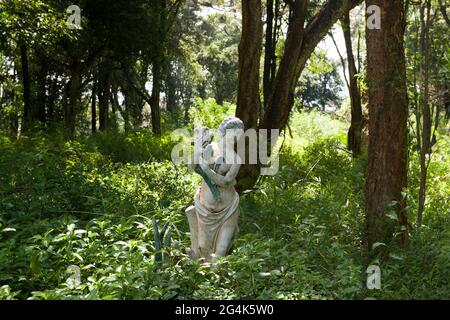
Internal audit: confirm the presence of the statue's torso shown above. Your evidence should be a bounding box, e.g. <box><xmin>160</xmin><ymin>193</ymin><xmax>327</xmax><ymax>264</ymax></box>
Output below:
<box><xmin>198</xmin><ymin>143</ymin><xmax>236</xmax><ymax>212</ymax></box>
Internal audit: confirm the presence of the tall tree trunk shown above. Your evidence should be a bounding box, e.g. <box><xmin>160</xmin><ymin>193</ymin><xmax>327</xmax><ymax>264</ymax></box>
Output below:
<box><xmin>166</xmin><ymin>69</ymin><xmax>177</xmax><ymax>115</ymax></box>
<box><xmin>98</xmin><ymin>59</ymin><xmax>111</xmax><ymax>131</ymax></box>
<box><xmin>8</xmin><ymin>88</ymin><xmax>19</xmax><ymax>138</ymax></box>
<box><xmin>65</xmin><ymin>59</ymin><xmax>81</xmax><ymax>138</ymax></box>
<box><xmin>342</xmin><ymin>12</ymin><xmax>363</xmax><ymax>156</ymax></box>
<box><xmin>91</xmin><ymin>81</ymin><xmax>97</xmax><ymax>133</ymax></box>
<box><xmin>150</xmin><ymin>61</ymin><xmax>162</xmax><ymax>135</ymax></box>
<box><xmin>36</xmin><ymin>55</ymin><xmax>47</xmax><ymax>125</ymax></box>
<box><xmin>235</xmin><ymin>0</ymin><xmax>263</xmax><ymax>191</ymax></box>
<box><xmin>46</xmin><ymin>78</ymin><xmax>58</xmax><ymax>124</ymax></box>
<box><xmin>236</xmin><ymin>0</ymin><xmax>263</xmax><ymax>130</ymax></box>
<box><xmin>417</xmin><ymin>0</ymin><xmax>433</xmax><ymax>226</ymax></box>
<box><xmin>149</xmin><ymin>0</ymin><xmax>166</xmax><ymax>135</ymax></box>
<box><xmin>110</xmin><ymin>80</ymin><xmax>120</xmax><ymax>131</ymax></box>
<box><xmin>364</xmin><ymin>0</ymin><xmax>409</xmax><ymax>247</ymax></box>
<box><xmin>445</xmin><ymin>83</ymin><xmax>450</xmax><ymax>120</ymax></box>
<box><xmin>263</xmin><ymin>0</ymin><xmax>275</xmax><ymax>121</ymax></box>
<box><xmin>20</xmin><ymin>44</ymin><xmax>32</xmax><ymax>132</ymax></box>
<box><xmin>123</xmin><ymin>93</ymin><xmax>131</xmax><ymax>132</ymax></box>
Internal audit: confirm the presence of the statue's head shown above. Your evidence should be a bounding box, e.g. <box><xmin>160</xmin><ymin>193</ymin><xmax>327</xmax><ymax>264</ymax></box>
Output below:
<box><xmin>218</xmin><ymin>117</ymin><xmax>244</xmax><ymax>145</ymax></box>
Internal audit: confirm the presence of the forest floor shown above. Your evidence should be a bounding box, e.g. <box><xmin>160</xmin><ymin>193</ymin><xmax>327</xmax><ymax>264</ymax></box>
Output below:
<box><xmin>0</xmin><ymin>109</ymin><xmax>449</xmax><ymax>300</ymax></box>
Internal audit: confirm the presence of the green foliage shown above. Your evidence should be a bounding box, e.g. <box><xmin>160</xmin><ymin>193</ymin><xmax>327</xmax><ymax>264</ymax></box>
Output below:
<box><xmin>283</xmin><ymin>110</ymin><xmax>348</xmax><ymax>151</ymax></box>
<box><xmin>0</xmin><ymin>0</ymin><xmax>70</xmax><ymax>47</ymax></box>
<box><xmin>188</xmin><ymin>97</ymin><xmax>235</xmax><ymax>129</ymax></box>
<box><xmin>195</xmin><ymin>13</ymin><xmax>240</xmax><ymax>104</ymax></box>
<box><xmin>82</xmin><ymin>130</ymin><xmax>177</xmax><ymax>163</ymax></box>
<box><xmin>0</xmin><ymin>114</ymin><xmax>449</xmax><ymax>300</ymax></box>
<box><xmin>297</xmin><ymin>51</ymin><xmax>343</xmax><ymax>111</ymax></box>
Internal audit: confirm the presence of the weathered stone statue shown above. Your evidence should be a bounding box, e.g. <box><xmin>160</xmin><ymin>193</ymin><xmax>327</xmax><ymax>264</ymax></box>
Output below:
<box><xmin>186</xmin><ymin>117</ymin><xmax>244</xmax><ymax>261</ymax></box>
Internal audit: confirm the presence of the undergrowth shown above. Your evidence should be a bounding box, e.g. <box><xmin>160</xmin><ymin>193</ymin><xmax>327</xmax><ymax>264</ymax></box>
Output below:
<box><xmin>0</xmin><ymin>109</ymin><xmax>448</xmax><ymax>300</ymax></box>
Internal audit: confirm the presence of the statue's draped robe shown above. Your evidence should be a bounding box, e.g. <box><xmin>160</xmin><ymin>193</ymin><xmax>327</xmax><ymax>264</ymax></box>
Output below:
<box><xmin>192</xmin><ymin>187</ymin><xmax>239</xmax><ymax>258</ymax></box>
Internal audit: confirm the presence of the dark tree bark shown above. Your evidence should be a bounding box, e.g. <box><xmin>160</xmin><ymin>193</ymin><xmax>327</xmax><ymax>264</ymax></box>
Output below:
<box><xmin>148</xmin><ymin>0</ymin><xmax>167</xmax><ymax>135</ymax></box>
<box><xmin>263</xmin><ymin>0</ymin><xmax>275</xmax><ymax>120</ymax></box>
<box><xmin>98</xmin><ymin>60</ymin><xmax>111</xmax><ymax>132</ymax></box>
<box><xmin>166</xmin><ymin>68</ymin><xmax>177</xmax><ymax>115</ymax></box>
<box><xmin>65</xmin><ymin>59</ymin><xmax>82</xmax><ymax>138</ymax></box>
<box><xmin>8</xmin><ymin>86</ymin><xmax>19</xmax><ymax>138</ymax></box>
<box><xmin>270</xmin><ymin>0</ymin><xmax>281</xmax><ymax>85</ymax></box>
<box><xmin>417</xmin><ymin>0</ymin><xmax>435</xmax><ymax>226</ymax></box>
<box><xmin>20</xmin><ymin>44</ymin><xmax>32</xmax><ymax>132</ymax></box>
<box><xmin>341</xmin><ymin>12</ymin><xmax>363</xmax><ymax>156</ymax></box>
<box><xmin>123</xmin><ymin>94</ymin><xmax>131</xmax><ymax>132</ymax></box>
<box><xmin>35</xmin><ymin>54</ymin><xmax>48</xmax><ymax>125</ymax></box>
<box><xmin>46</xmin><ymin>78</ymin><xmax>58</xmax><ymax>123</ymax></box>
<box><xmin>150</xmin><ymin>61</ymin><xmax>162</xmax><ymax>135</ymax></box>
<box><xmin>110</xmin><ymin>80</ymin><xmax>121</xmax><ymax>130</ymax></box>
<box><xmin>236</xmin><ymin>0</ymin><xmax>263</xmax><ymax>131</ymax></box>
<box><xmin>365</xmin><ymin>0</ymin><xmax>409</xmax><ymax>247</ymax></box>
<box><xmin>91</xmin><ymin>81</ymin><xmax>97</xmax><ymax>133</ymax></box>
<box><xmin>235</xmin><ymin>0</ymin><xmax>263</xmax><ymax>191</ymax></box>
<box><xmin>445</xmin><ymin>83</ymin><xmax>450</xmax><ymax>119</ymax></box>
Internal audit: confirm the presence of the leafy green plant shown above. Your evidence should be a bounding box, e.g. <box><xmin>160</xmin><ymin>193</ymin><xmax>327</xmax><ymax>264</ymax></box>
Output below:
<box><xmin>0</xmin><ymin>113</ymin><xmax>448</xmax><ymax>300</ymax></box>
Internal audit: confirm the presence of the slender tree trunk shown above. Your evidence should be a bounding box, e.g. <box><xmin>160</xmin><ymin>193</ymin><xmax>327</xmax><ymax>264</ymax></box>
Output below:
<box><xmin>263</xmin><ymin>0</ymin><xmax>275</xmax><ymax>120</ymax></box>
<box><xmin>65</xmin><ymin>59</ymin><xmax>81</xmax><ymax>138</ymax></box>
<box><xmin>8</xmin><ymin>88</ymin><xmax>19</xmax><ymax>138</ymax></box>
<box><xmin>91</xmin><ymin>81</ymin><xmax>97</xmax><ymax>133</ymax></box>
<box><xmin>150</xmin><ymin>61</ymin><xmax>162</xmax><ymax>135</ymax></box>
<box><xmin>123</xmin><ymin>93</ymin><xmax>131</xmax><ymax>132</ymax></box>
<box><xmin>417</xmin><ymin>0</ymin><xmax>433</xmax><ymax>226</ymax></box>
<box><xmin>98</xmin><ymin>59</ymin><xmax>111</xmax><ymax>131</ymax></box>
<box><xmin>110</xmin><ymin>80</ymin><xmax>120</xmax><ymax>130</ymax></box>
<box><xmin>445</xmin><ymin>83</ymin><xmax>450</xmax><ymax>119</ymax></box>
<box><xmin>342</xmin><ymin>12</ymin><xmax>363</xmax><ymax>156</ymax></box>
<box><xmin>149</xmin><ymin>0</ymin><xmax>166</xmax><ymax>135</ymax></box>
<box><xmin>166</xmin><ymin>70</ymin><xmax>177</xmax><ymax>115</ymax></box>
<box><xmin>46</xmin><ymin>78</ymin><xmax>58</xmax><ymax>124</ymax></box>
<box><xmin>271</xmin><ymin>0</ymin><xmax>281</xmax><ymax>85</ymax></box>
<box><xmin>36</xmin><ymin>55</ymin><xmax>47</xmax><ymax>125</ymax></box>
<box><xmin>20</xmin><ymin>44</ymin><xmax>32</xmax><ymax>132</ymax></box>
<box><xmin>365</xmin><ymin>0</ymin><xmax>409</xmax><ymax>247</ymax></box>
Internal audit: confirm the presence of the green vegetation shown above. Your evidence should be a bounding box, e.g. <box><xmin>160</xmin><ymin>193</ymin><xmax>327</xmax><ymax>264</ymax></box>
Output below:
<box><xmin>1</xmin><ymin>104</ymin><xmax>448</xmax><ymax>300</ymax></box>
<box><xmin>0</xmin><ymin>0</ymin><xmax>449</xmax><ymax>301</ymax></box>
